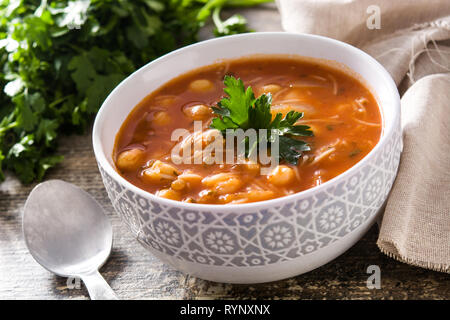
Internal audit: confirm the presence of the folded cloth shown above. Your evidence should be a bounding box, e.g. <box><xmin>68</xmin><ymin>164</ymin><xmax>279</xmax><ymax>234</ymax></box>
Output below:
<box><xmin>276</xmin><ymin>0</ymin><xmax>450</xmax><ymax>272</ymax></box>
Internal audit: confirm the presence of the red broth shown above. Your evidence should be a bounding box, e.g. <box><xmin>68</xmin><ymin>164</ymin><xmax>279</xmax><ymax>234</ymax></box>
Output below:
<box><xmin>114</xmin><ymin>56</ymin><xmax>382</xmax><ymax>204</ymax></box>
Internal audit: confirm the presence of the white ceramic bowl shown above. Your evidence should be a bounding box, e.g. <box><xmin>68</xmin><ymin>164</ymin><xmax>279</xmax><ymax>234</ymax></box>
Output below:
<box><xmin>93</xmin><ymin>33</ymin><xmax>402</xmax><ymax>284</ymax></box>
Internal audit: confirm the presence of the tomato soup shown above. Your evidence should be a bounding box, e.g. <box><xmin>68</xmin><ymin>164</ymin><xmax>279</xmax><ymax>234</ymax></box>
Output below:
<box><xmin>114</xmin><ymin>56</ymin><xmax>382</xmax><ymax>204</ymax></box>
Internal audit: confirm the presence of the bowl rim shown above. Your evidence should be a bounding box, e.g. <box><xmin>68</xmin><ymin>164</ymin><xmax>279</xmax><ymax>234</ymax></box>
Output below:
<box><xmin>92</xmin><ymin>32</ymin><xmax>400</xmax><ymax>211</ymax></box>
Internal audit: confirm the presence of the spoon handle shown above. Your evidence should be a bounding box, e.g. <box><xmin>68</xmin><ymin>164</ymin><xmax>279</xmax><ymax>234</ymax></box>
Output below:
<box><xmin>81</xmin><ymin>270</ymin><xmax>118</xmax><ymax>300</ymax></box>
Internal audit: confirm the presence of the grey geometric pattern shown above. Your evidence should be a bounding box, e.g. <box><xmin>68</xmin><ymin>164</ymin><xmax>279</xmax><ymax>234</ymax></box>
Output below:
<box><xmin>98</xmin><ymin>127</ymin><xmax>402</xmax><ymax>267</ymax></box>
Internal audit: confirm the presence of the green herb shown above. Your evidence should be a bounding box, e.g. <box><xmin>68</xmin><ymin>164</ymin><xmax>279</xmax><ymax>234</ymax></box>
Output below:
<box><xmin>326</xmin><ymin>124</ymin><xmax>334</xmax><ymax>131</ymax></box>
<box><xmin>0</xmin><ymin>0</ymin><xmax>272</xmax><ymax>183</ymax></box>
<box><xmin>210</xmin><ymin>76</ymin><xmax>313</xmax><ymax>165</ymax></box>
<box><xmin>199</xmin><ymin>0</ymin><xmax>273</xmax><ymax>36</ymax></box>
<box><xmin>349</xmin><ymin>148</ymin><xmax>361</xmax><ymax>158</ymax></box>
<box><xmin>213</xmin><ymin>9</ymin><xmax>250</xmax><ymax>37</ymax></box>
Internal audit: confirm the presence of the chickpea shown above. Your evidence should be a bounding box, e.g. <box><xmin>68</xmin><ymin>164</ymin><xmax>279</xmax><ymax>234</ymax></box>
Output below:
<box><xmin>260</xmin><ymin>84</ymin><xmax>281</xmax><ymax>94</ymax></box>
<box><xmin>116</xmin><ymin>148</ymin><xmax>145</xmax><ymax>171</ymax></box>
<box><xmin>141</xmin><ymin>160</ymin><xmax>180</xmax><ymax>184</ymax></box>
<box><xmin>245</xmin><ymin>190</ymin><xmax>275</xmax><ymax>202</ymax></box>
<box><xmin>197</xmin><ymin>189</ymin><xmax>217</xmax><ymax>203</ymax></box>
<box><xmin>267</xmin><ymin>165</ymin><xmax>296</xmax><ymax>186</ymax></box>
<box><xmin>171</xmin><ymin>178</ymin><xmax>186</xmax><ymax>191</ymax></box>
<box><xmin>189</xmin><ymin>79</ymin><xmax>214</xmax><ymax>92</ymax></box>
<box><xmin>183</xmin><ymin>104</ymin><xmax>212</xmax><ymax>120</ymax></box>
<box><xmin>239</xmin><ymin>160</ymin><xmax>260</xmax><ymax>175</ymax></box>
<box><xmin>201</xmin><ymin>173</ymin><xmax>231</xmax><ymax>187</ymax></box>
<box><xmin>155</xmin><ymin>96</ymin><xmax>176</xmax><ymax>107</ymax></box>
<box><xmin>215</xmin><ymin>177</ymin><xmax>242</xmax><ymax>195</ymax></box>
<box><xmin>178</xmin><ymin>172</ymin><xmax>203</xmax><ymax>187</ymax></box>
<box><xmin>202</xmin><ymin>173</ymin><xmax>242</xmax><ymax>195</ymax></box>
<box><xmin>156</xmin><ymin>188</ymin><xmax>181</xmax><ymax>201</ymax></box>
<box><xmin>152</xmin><ymin>111</ymin><xmax>171</xmax><ymax>126</ymax></box>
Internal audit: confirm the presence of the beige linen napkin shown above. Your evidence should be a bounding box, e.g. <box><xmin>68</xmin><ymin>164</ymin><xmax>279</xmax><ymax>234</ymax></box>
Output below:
<box><xmin>276</xmin><ymin>0</ymin><xmax>450</xmax><ymax>272</ymax></box>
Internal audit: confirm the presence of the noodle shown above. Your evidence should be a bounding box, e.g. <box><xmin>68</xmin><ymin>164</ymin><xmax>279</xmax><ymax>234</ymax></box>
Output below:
<box><xmin>353</xmin><ymin>118</ymin><xmax>381</xmax><ymax>127</ymax></box>
<box><xmin>310</xmin><ymin>75</ymin><xmax>327</xmax><ymax>81</ymax></box>
<box><xmin>328</xmin><ymin>74</ymin><xmax>338</xmax><ymax>95</ymax></box>
<box><xmin>309</xmin><ymin>147</ymin><xmax>336</xmax><ymax>165</ymax></box>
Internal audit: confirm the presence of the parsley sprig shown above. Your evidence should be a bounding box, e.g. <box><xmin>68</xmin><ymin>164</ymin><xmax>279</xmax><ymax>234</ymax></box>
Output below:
<box><xmin>210</xmin><ymin>76</ymin><xmax>313</xmax><ymax>164</ymax></box>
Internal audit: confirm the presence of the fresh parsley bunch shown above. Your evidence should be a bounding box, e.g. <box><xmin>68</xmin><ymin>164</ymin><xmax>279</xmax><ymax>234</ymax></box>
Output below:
<box><xmin>211</xmin><ymin>76</ymin><xmax>313</xmax><ymax>165</ymax></box>
<box><xmin>0</xmin><ymin>0</ymin><xmax>272</xmax><ymax>183</ymax></box>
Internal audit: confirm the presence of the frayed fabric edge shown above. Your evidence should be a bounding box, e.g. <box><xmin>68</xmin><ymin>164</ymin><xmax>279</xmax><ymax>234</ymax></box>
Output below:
<box><xmin>363</xmin><ymin>15</ymin><xmax>450</xmax><ymax>48</ymax></box>
<box><xmin>410</xmin><ymin>18</ymin><xmax>450</xmax><ymax>32</ymax></box>
<box><xmin>377</xmin><ymin>240</ymin><xmax>450</xmax><ymax>273</ymax></box>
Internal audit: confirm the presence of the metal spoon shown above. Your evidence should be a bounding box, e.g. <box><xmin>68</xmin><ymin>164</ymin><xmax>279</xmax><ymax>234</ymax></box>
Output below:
<box><xmin>23</xmin><ymin>179</ymin><xmax>118</xmax><ymax>300</ymax></box>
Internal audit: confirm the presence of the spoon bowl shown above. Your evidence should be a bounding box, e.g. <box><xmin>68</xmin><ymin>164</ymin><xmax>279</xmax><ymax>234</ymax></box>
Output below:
<box><xmin>23</xmin><ymin>180</ymin><xmax>117</xmax><ymax>299</ymax></box>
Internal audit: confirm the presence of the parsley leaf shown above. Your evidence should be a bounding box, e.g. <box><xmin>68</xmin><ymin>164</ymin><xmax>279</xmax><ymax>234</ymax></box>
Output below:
<box><xmin>211</xmin><ymin>76</ymin><xmax>313</xmax><ymax>165</ymax></box>
<box><xmin>278</xmin><ymin>135</ymin><xmax>310</xmax><ymax>165</ymax></box>
<box><xmin>211</xmin><ymin>75</ymin><xmax>254</xmax><ymax>129</ymax></box>
<box><xmin>213</xmin><ymin>9</ymin><xmax>251</xmax><ymax>37</ymax></box>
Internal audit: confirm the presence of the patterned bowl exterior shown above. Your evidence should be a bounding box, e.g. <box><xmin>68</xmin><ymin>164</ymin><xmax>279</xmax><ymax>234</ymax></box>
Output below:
<box><xmin>98</xmin><ymin>127</ymin><xmax>402</xmax><ymax>271</ymax></box>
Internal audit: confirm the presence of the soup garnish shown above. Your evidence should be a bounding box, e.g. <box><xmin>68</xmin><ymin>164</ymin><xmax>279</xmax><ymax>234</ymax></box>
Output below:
<box><xmin>210</xmin><ymin>75</ymin><xmax>313</xmax><ymax>164</ymax></box>
<box><xmin>114</xmin><ymin>56</ymin><xmax>382</xmax><ymax>204</ymax></box>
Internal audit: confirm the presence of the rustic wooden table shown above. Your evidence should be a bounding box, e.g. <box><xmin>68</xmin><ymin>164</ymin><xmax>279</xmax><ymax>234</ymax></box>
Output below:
<box><xmin>1</xmin><ymin>4</ymin><xmax>449</xmax><ymax>300</ymax></box>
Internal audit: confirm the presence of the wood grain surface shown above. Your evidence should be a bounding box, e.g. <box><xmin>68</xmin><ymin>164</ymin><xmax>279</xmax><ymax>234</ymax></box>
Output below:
<box><xmin>0</xmin><ymin>4</ymin><xmax>449</xmax><ymax>300</ymax></box>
